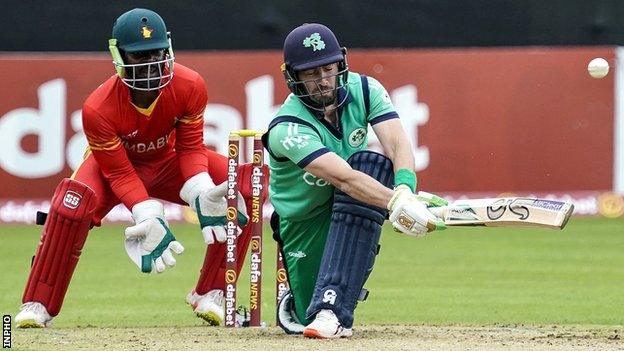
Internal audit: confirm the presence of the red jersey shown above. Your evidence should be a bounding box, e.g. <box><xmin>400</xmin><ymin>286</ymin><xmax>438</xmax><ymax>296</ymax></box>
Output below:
<box><xmin>82</xmin><ymin>63</ymin><xmax>208</xmax><ymax>209</ymax></box>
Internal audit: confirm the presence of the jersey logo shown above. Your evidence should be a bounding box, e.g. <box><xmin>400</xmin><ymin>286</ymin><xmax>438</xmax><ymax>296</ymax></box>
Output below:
<box><xmin>141</xmin><ymin>26</ymin><xmax>154</xmax><ymax>39</ymax></box>
<box><xmin>303</xmin><ymin>172</ymin><xmax>329</xmax><ymax>187</ymax></box>
<box><xmin>122</xmin><ymin>134</ymin><xmax>170</xmax><ymax>153</ymax></box>
<box><xmin>121</xmin><ymin>130</ymin><xmax>138</xmax><ymax>140</ymax></box>
<box><xmin>303</xmin><ymin>33</ymin><xmax>325</xmax><ymax>51</ymax></box>
<box><xmin>348</xmin><ymin>128</ymin><xmax>367</xmax><ymax>147</ymax></box>
<box><xmin>280</xmin><ymin>123</ymin><xmax>310</xmax><ymax>150</ymax></box>
<box><xmin>381</xmin><ymin>90</ymin><xmax>392</xmax><ymax>104</ymax></box>
<box><xmin>370</xmin><ymin>79</ymin><xmax>394</xmax><ymax>105</ymax></box>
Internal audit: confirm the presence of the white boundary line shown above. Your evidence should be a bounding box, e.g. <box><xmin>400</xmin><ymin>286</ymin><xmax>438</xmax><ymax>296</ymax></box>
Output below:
<box><xmin>615</xmin><ymin>47</ymin><xmax>624</xmax><ymax>194</ymax></box>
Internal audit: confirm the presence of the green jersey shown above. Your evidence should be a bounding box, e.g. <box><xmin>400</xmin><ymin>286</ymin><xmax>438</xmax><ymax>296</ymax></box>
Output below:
<box><xmin>264</xmin><ymin>72</ymin><xmax>398</xmax><ymax>221</ymax></box>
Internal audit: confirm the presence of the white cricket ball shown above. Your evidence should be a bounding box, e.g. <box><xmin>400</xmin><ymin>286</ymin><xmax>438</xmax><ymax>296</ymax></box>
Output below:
<box><xmin>587</xmin><ymin>57</ymin><xmax>609</xmax><ymax>79</ymax></box>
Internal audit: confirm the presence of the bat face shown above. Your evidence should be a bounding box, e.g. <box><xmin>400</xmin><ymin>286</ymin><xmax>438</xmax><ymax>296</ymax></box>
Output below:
<box><xmin>433</xmin><ymin>198</ymin><xmax>575</xmax><ymax>230</ymax></box>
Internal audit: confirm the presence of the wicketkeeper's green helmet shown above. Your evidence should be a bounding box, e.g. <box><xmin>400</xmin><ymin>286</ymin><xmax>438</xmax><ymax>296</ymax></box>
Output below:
<box><xmin>108</xmin><ymin>8</ymin><xmax>175</xmax><ymax>91</ymax></box>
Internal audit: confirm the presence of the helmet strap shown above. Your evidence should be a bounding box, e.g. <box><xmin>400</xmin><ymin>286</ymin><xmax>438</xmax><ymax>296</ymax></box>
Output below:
<box><xmin>166</xmin><ymin>32</ymin><xmax>175</xmax><ymax>72</ymax></box>
<box><xmin>108</xmin><ymin>39</ymin><xmax>125</xmax><ymax>78</ymax></box>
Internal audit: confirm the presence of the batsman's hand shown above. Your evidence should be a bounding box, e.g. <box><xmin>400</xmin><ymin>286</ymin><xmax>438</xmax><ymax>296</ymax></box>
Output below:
<box><xmin>180</xmin><ymin>172</ymin><xmax>248</xmax><ymax>245</ymax></box>
<box><xmin>124</xmin><ymin>200</ymin><xmax>184</xmax><ymax>273</ymax></box>
<box><xmin>387</xmin><ymin>185</ymin><xmax>447</xmax><ymax>237</ymax></box>
<box><xmin>415</xmin><ymin>190</ymin><xmax>449</xmax><ymax>208</ymax></box>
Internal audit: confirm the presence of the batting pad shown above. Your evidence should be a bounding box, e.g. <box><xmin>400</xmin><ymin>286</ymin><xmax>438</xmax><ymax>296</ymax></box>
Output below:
<box><xmin>23</xmin><ymin>178</ymin><xmax>97</xmax><ymax>316</ymax></box>
<box><xmin>306</xmin><ymin>151</ymin><xmax>393</xmax><ymax>328</ymax></box>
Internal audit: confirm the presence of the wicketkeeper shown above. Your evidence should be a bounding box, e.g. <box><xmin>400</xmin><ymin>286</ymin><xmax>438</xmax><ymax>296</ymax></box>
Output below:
<box><xmin>263</xmin><ymin>23</ymin><xmax>447</xmax><ymax>339</ymax></box>
<box><xmin>15</xmin><ymin>8</ymin><xmax>264</xmax><ymax>328</ymax></box>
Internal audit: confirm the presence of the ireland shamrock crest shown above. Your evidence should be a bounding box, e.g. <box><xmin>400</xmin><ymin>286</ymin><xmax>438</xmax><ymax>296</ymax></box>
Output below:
<box><xmin>303</xmin><ymin>33</ymin><xmax>326</xmax><ymax>51</ymax></box>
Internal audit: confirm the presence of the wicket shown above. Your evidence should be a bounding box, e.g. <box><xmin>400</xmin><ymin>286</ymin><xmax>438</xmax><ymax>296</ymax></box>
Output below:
<box><xmin>225</xmin><ymin>129</ymin><xmax>287</xmax><ymax>327</ymax></box>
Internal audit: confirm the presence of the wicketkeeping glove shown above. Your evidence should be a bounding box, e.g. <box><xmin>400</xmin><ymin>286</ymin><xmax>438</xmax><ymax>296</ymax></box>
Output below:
<box><xmin>387</xmin><ymin>185</ymin><xmax>447</xmax><ymax>237</ymax></box>
<box><xmin>180</xmin><ymin>172</ymin><xmax>249</xmax><ymax>245</ymax></box>
<box><xmin>124</xmin><ymin>199</ymin><xmax>185</xmax><ymax>273</ymax></box>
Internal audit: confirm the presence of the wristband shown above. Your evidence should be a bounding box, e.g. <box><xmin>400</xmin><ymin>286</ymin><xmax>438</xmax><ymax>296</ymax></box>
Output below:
<box><xmin>394</xmin><ymin>168</ymin><xmax>416</xmax><ymax>193</ymax></box>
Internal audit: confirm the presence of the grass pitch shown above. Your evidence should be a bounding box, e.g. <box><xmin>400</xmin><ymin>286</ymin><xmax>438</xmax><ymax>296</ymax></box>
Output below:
<box><xmin>1</xmin><ymin>217</ymin><xmax>623</xmax><ymax>349</ymax></box>
<box><xmin>11</xmin><ymin>325</ymin><xmax>623</xmax><ymax>351</ymax></box>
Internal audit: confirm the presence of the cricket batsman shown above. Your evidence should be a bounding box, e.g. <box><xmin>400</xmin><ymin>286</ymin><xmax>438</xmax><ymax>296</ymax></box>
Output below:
<box><xmin>264</xmin><ymin>23</ymin><xmax>447</xmax><ymax>338</ymax></box>
<box><xmin>15</xmin><ymin>8</ymin><xmax>263</xmax><ymax>328</ymax></box>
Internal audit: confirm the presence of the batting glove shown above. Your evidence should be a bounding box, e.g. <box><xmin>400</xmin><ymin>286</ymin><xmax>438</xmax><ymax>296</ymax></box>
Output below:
<box><xmin>180</xmin><ymin>172</ymin><xmax>248</xmax><ymax>245</ymax></box>
<box><xmin>124</xmin><ymin>199</ymin><xmax>184</xmax><ymax>273</ymax></box>
<box><xmin>415</xmin><ymin>190</ymin><xmax>449</xmax><ymax>208</ymax></box>
<box><xmin>387</xmin><ymin>185</ymin><xmax>447</xmax><ymax>237</ymax></box>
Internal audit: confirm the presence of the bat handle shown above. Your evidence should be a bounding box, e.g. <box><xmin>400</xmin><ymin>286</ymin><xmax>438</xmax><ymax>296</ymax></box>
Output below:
<box><xmin>428</xmin><ymin>206</ymin><xmax>447</xmax><ymax>219</ymax></box>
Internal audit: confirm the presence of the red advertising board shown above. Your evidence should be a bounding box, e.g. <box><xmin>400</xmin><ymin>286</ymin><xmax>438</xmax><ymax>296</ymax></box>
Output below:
<box><xmin>0</xmin><ymin>47</ymin><xmax>616</xmax><ymax>202</ymax></box>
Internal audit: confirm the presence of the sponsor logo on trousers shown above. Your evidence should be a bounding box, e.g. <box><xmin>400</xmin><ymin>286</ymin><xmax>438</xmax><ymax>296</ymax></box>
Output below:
<box><xmin>287</xmin><ymin>251</ymin><xmax>306</xmax><ymax>259</ymax></box>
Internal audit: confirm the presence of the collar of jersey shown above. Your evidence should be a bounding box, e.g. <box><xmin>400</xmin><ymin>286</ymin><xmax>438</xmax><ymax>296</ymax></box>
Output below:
<box><xmin>131</xmin><ymin>94</ymin><xmax>161</xmax><ymax>117</ymax></box>
<box><xmin>309</xmin><ymin>87</ymin><xmax>353</xmax><ymax>139</ymax></box>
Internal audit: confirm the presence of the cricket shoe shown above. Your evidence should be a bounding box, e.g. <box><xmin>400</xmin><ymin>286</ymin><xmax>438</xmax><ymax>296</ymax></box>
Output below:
<box><xmin>15</xmin><ymin>302</ymin><xmax>52</xmax><ymax>328</ymax></box>
<box><xmin>303</xmin><ymin>309</ymin><xmax>352</xmax><ymax>339</ymax></box>
<box><xmin>186</xmin><ymin>289</ymin><xmax>224</xmax><ymax>326</ymax></box>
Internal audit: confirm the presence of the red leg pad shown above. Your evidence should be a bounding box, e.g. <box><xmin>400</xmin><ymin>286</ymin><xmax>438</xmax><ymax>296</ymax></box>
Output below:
<box><xmin>22</xmin><ymin>178</ymin><xmax>97</xmax><ymax>316</ymax></box>
<box><xmin>194</xmin><ymin>164</ymin><xmax>268</xmax><ymax>294</ymax></box>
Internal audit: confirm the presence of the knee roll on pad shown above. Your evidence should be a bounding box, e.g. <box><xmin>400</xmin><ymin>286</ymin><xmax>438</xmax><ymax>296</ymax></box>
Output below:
<box><xmin>306</xmin><ymin>151</ymin><xmax>394</xmax><ymax>328</ymax></box>
<box><xmin>332</xmin><ymin>151</ymin><xmax>394</xmax><ymax>224</ymax></box>
<box><xmin>22</xmin><ymin>178</ymin><xmax>97</xmax><ymax>316</ymax></box>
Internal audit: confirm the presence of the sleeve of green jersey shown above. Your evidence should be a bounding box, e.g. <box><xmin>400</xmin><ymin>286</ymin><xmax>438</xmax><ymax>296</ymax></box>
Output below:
<box><xmin>268</xmin><ymin>122</ymin><xmax>330</xmax><ymax>168</ymax></box>
<box><xmin>366</xmin><ymin>76</ymin><xmax>399</xmax><ymax>125</ymax></box>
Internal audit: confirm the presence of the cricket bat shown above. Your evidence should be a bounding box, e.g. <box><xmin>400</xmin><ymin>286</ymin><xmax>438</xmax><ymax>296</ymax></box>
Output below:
<box><xmin>429</xmin><ymin>197</ymin><xmax>574</xmax><ymax>230</ymax></box>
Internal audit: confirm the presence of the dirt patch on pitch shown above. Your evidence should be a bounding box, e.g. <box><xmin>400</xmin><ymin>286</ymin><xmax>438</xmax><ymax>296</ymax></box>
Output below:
<box><xmin>12</xmin><ymin>325</ymin><xmax>623</xmax><ymax>351</ymax></box>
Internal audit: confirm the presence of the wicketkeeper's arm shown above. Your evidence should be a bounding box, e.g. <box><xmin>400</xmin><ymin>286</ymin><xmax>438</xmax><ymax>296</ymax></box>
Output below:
<box><xmin>82</xmin><ymin>104</ymin><xmax>150</xmax><ymax>208</ymax></box>
<box><xmin>175</xmin><ymin>72</ymin><xmax>209</xmax><ymax>180</ymax></box>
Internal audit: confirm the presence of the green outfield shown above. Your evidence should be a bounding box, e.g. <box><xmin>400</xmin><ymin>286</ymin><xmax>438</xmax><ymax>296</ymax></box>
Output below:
<box><xmin>1</xmin><ymin>216</ymin><xmax>623</xmax><ymax>328</ymax></box>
